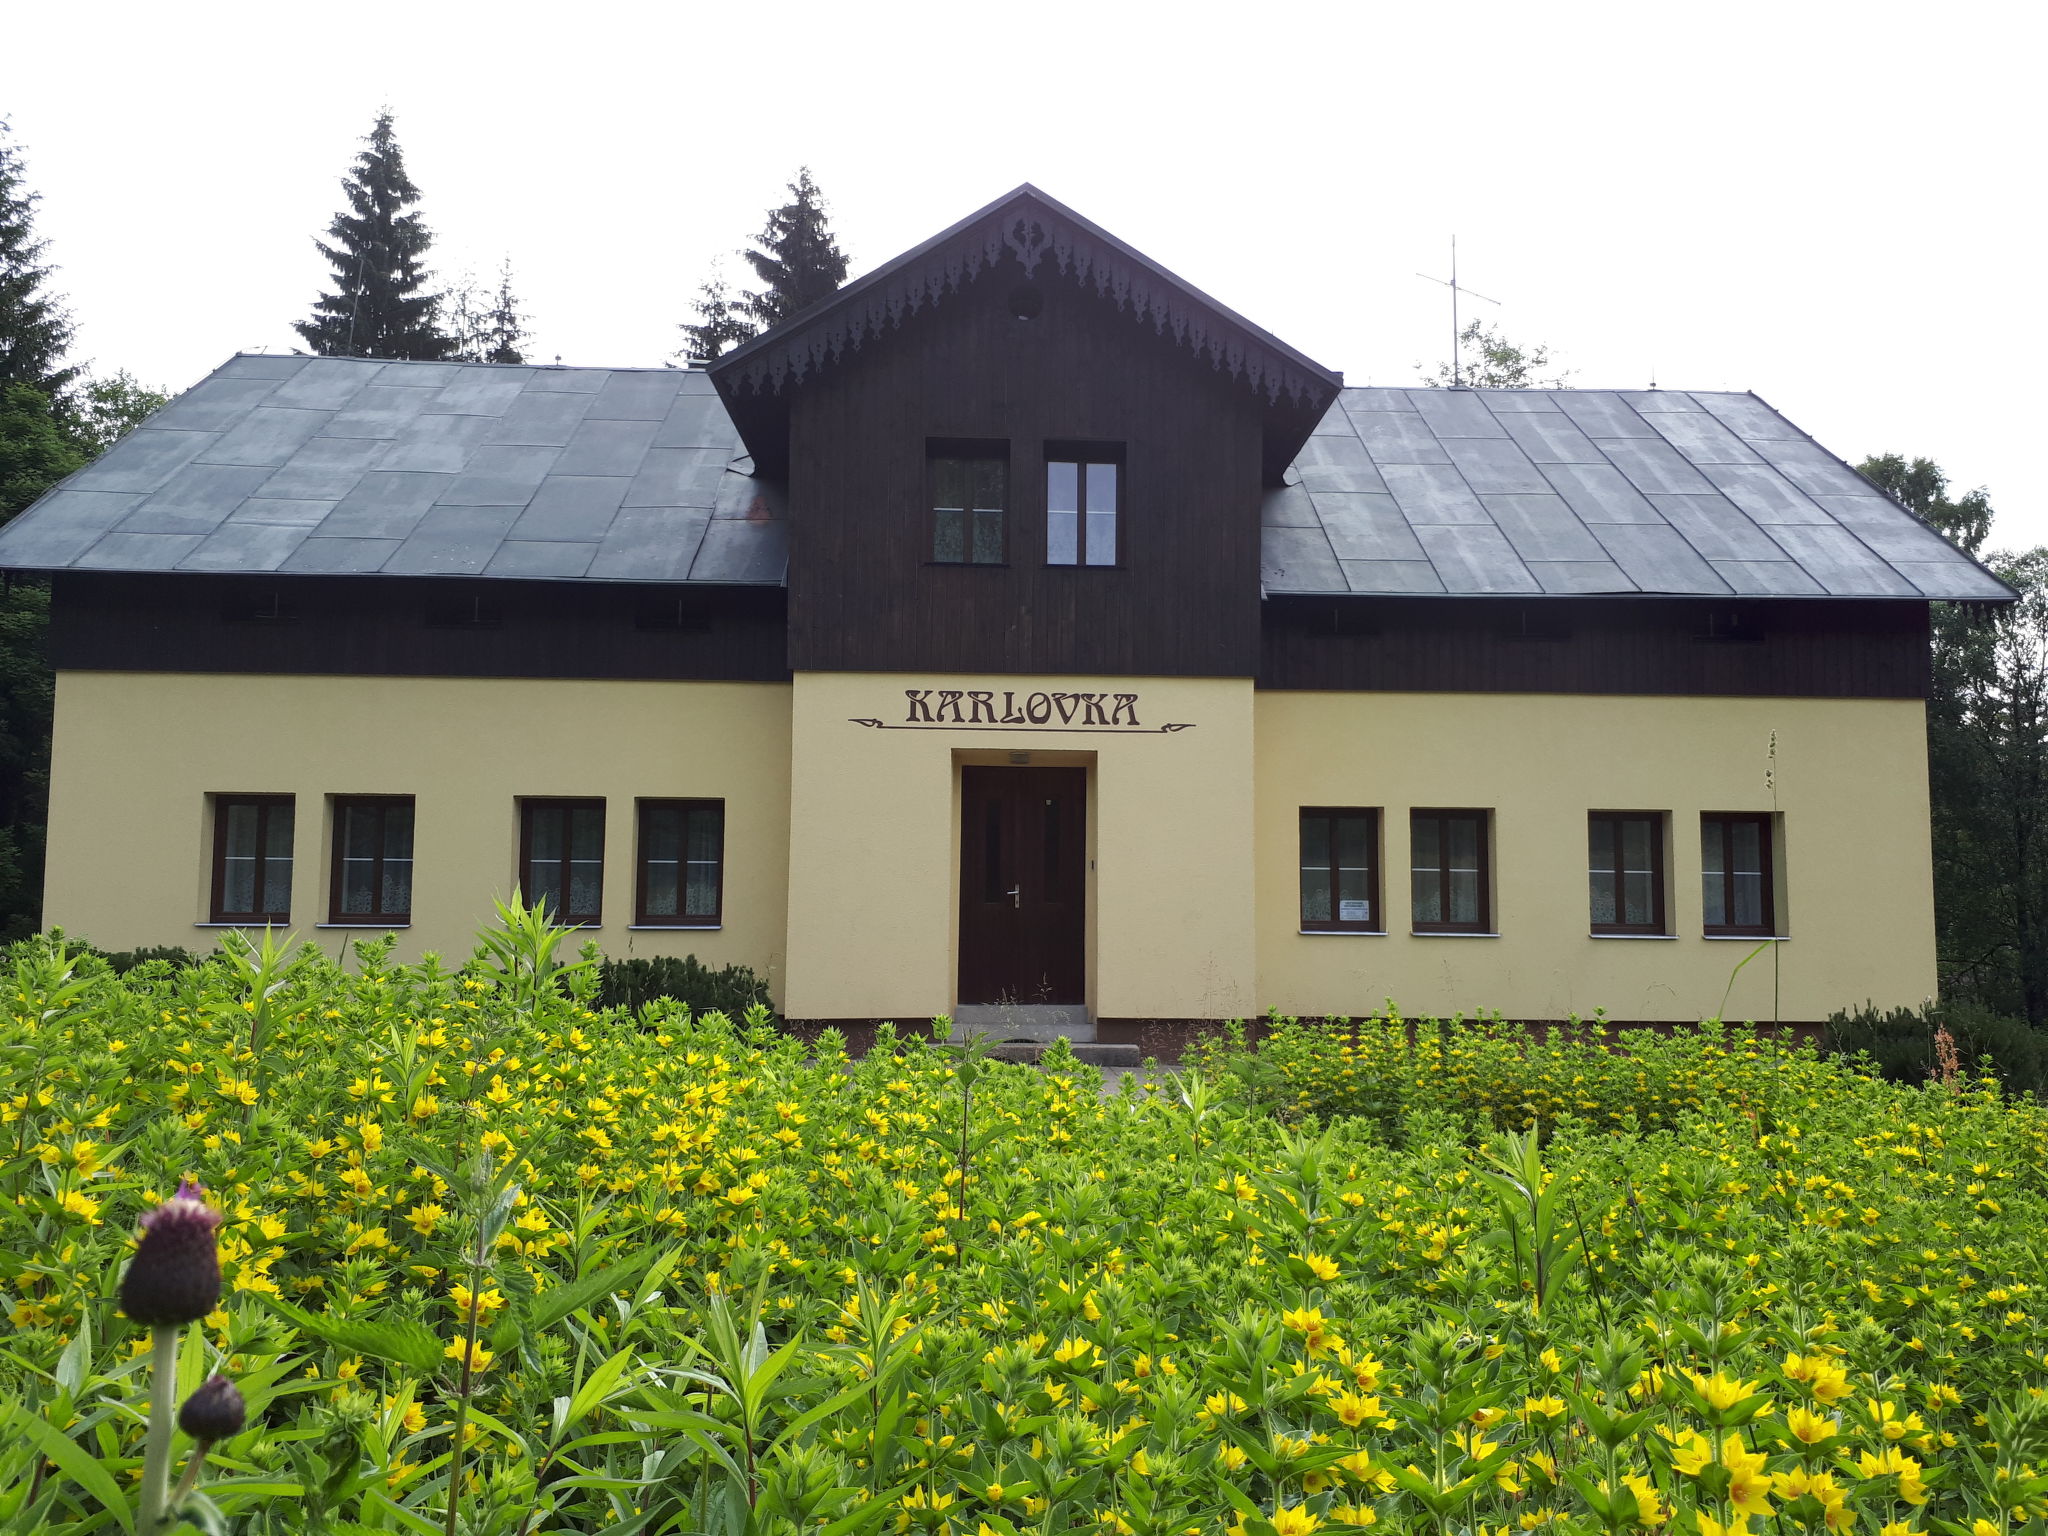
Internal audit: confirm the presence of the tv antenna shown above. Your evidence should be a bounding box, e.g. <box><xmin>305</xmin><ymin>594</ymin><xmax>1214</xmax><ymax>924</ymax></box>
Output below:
<box><xmin>1417</xmin><ymin>237</ymin><xmax>1501</xmax><ymax>388</ymax></box>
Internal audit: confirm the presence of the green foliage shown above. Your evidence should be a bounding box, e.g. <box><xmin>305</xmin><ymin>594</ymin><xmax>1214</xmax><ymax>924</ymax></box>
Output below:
<box><xmin>596</xmin><ymin>950</ymin><xmax>774</xmax><ymax>1018</ymax></box>
<box><xmin>0</xmin><ymin>575</ymin><xmax>52</xmax><ymax>939</ymax></box>
<box><xmin>2</xmin><ymin>920</ymin><xmax>2047</xmax><ymax>1534</ymax></box>
<box><xmin>1420</xmin><ymin>319</ymin><xmax>1568</xmax><ymax>390</ymax></box>
<box><xmin>1825</xmin><ymin>998</ymin><xmax>2048</xmax><ymax>1096</ymax></box>
<box><xmin>294</xmin><ymin>111</ymin><xmax>455</xmax><ymax>361</ymax></box>
<box><xmin>0</xmin><ymin>119</ymin><xmax>79</xmax><ymax>401</ymax></box>
<box><xmin>65</xmin><ymin>370</ymin><xmax>170</xmax><ymax>459</ymax></box>
<box><xmin>1858</xmin><ymin>453</ymin><xmax>1993</xmax><ymax>556</ymax></box>
<box><xmin>1183</xmin><ymin>1009</ymin><xmax>1824</xmax><ymax>1138</ymax></box>
<box><xmin>0</xmin><ymin>381</ymin><xmax>83</xmax><ymax>520</ymax></box>
<box><xmin>679</xmin><ymin>167</ymin><xmax>848</xmax><ymax>363</ymax></box>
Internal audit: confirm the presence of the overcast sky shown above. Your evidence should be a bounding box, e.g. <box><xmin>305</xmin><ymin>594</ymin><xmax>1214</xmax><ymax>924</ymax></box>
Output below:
<box><xmin>7</xmin><ymin>1</ymin><xmax>2041</xmax><ymax>544</ymax></box>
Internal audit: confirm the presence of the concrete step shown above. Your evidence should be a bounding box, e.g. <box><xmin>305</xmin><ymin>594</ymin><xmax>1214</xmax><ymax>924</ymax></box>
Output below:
<box><xmin>985</xmin><ymin>1040</ymin><xmax>1141</xmax><ymax>1068</ymax></box>
<box><xmin>952</xmin><ymin>1004</ymin><xmax>1093</xmax><ymax>1042</ymax></box>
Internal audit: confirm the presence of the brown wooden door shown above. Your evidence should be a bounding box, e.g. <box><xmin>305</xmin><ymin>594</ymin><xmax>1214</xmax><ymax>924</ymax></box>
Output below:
<box><xmin>958</xmin><ymin>766</ymin><xmax>1087</xmax><ymax>1005</ymax></box>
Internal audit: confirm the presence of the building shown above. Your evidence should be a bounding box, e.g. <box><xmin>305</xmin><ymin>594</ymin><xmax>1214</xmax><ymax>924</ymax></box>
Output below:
<box><xmin>0</xmin><ymin>186</ymin><xmax>2013</xmax><ymax>1042</ymax></box>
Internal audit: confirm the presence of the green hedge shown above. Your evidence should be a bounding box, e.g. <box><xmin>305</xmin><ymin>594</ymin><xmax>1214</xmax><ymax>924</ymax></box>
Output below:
<box><xmin>1824</xmin><ymin>999</ymin><xmax>2047</xmax><ymax>1095</ymax></box>
<box><xmin>595</xmin><ymin>953</ymin><xmax>774</xmax><ymax>1020</ymax></box>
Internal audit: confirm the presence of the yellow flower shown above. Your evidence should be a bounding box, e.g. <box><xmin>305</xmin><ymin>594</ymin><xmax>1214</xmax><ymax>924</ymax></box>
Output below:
<box><xmin>58</xmin><ymin>1189</ymin><xmax>102</xmax><ymax>1225</ymax></box>
<box><xmin>1131</xmin><ymin>1449</ymin><xmax>1151</xmax><ymax>1477</ymax></box>
<box><xmin>1623</xmin><ymin>1473</ymin><xmax>1668</xmax><ymax>1526</ymax></box>
<box><xmin>444</xmin><ymin>1340</ymin><xmax>493</xmax><ymax>1374</ymax></box>
<box><xmin>1270</xmin><ymin>1505</ymin><xmax>1322</xmax><ymax>1536</ymax></box>
<box><xmin>1697</xmin><ymin>1514</ymin><xmax>1751</xmax><ymax>1536</ymax></box>
<box><xmin>1331</xmin><ymin>1507</ymin><xmax>1378</xmax><ymax>1529</ymax></box>
<box><xmin>1786</xmin><ymin>1406</ymin><xmax>1836</xmax><ymax>1445</ymax></box>
<box><xmin>1294</xmin><ymin>1251</ymin><xmax>1341</xmax><ymax>1282</ymax></box>
<box><xmin>1329</xmin><ymin>1390</ymin><xmax>1382</xmax><ymax>1429</ymax></box>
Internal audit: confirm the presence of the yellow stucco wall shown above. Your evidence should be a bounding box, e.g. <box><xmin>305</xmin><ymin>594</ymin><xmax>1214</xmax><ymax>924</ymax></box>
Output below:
<box><xmin>783</xmin><ymin>672</ymin><xmax>1256</xmax><ymax>1021</ymax></box>
<box><xmin>1254</xmin><ymin>691</ymin><xmax>1936</xmax><ymax>1022</ymax></box>
<box><xmin>46</xmin><ymin>672</ymin><xmax>791</xmax><ymax>982</ymax></box>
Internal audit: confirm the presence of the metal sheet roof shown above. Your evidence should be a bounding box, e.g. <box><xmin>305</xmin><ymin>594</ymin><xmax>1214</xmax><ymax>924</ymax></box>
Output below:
<box><xmin>1261</xmin><ymin>387</ymin><xmax>2015</xmax><ymax>600</ymax></box>
<box><xmin>0</xmin><ymin>355</ymin><xmax>785</xmax><ymax>585</ymax></box>
<box><xmin>0</xmin><ymin>357</ymin><xmax>2010</xmax><ymax>602</ymax></box>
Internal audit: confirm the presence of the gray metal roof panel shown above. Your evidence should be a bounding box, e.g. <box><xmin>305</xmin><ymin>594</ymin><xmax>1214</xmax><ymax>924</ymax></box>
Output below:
<box><xmin>588</xmin><ymin>506</ymin><xmax>715</xmax><ymax>581</ymax></box>
<box><xmin>1443</xmin><ymin>438</ymin><xmax>1553</xmax><ymax>494</ymax></box>
<box><xmin>1587</xmin><ymin>523</ymin><xmax>1733</xmax><ymax>594</ymax></box>
<box><xmin>1341</xmin><ymin>558</ymin><xmax>1445</xmax><ymax>594</ymax></box>
<box><xmin>689</xmin><ymin>516</ymin><xmax>788</xmax><ymax>583</ymax></box>
<box><xmin>1381</xmin><ymin>462</ymin><xmax>1490</xmax><ymax>525</ymax></box>
<box><xmin>121</xmin><ymin>464</ymin><xmax>276</xmax><ymax>534</ymax></box>
<box><xmin>0</xmin><ymin>359</ymin><xmax>2012</xmax><ymax>601</ymax></box>
<box><xmin>77</xmin><ymin>531</ymin><xmax>206</xmax><ymax>569</ymax></box>
<box><xmin>1526</xmin><ymin>559</ymin><xmax>1637</xmax><ymax>593</ymax></box>
<box><xmin>1313</xmin><ymin>493</ymin><xmax>1425</xmax><ymax>561</ymax></box>
<box><xmin>66</xmin><ymin>428</ymin><xmax>216</xmax><ymax>492</ymax></box>
<box><xmin>177</xmin><ymin>522</ymin><xmax>312</xmax><ymax>573</ymax></box>
<box><xmin>1413</xmin><ymin>524</ymin><xmax>1543</xmax><ymax>593</ymax></box>
<box><xmin>1259</xmin><ymin>524</ymin><xmax>1344</xmax><ymax>592</ymax></box>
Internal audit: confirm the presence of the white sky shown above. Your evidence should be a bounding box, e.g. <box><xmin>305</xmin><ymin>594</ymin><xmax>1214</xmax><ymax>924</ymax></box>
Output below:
<box><xmin>7</xmin><ymin>0</ymin><xmax>2042</xmax><ymax>543</ymax></box>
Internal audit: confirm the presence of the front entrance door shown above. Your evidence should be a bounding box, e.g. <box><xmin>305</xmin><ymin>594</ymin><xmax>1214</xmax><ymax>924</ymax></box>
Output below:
<box><xmin>958</xmin><ymin>766</ymin><xmax>1086</xmax><ymax>1005</ymax></box>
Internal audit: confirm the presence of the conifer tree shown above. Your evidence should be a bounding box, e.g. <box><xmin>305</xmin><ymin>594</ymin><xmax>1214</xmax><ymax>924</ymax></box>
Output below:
<box><xmin>676</xmin><ymin>169</ymin><xmax>849</xmax><ymax>363</ymax></box>
<box><xmin>0</xmin><ymin>120</ymin><xmax>79</xmax><ymax>401</ymax></box>
<box><xmin>739</xmin><ymin>167</ymin><xmax>849</xmax><ymax>330</ymax></box>
<box><xmin>294</xmin><ymin>113</ymin><xmax>454</xmax><ymax>361</ymax></box>
<box><xmin>448</xmin><ymin>259</ymin><xmax>530</xmax><ymax>365</ymax></box>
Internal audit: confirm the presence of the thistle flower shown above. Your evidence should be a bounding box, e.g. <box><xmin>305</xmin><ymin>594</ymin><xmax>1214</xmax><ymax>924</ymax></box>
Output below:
<box><xmin>177</xmin><ymin>1374</ymin><xmax>246</xmax><ymax>1444</ymax></box>
<box><xmin>119</xmin><ymin>1180</ymin><xmax>223</xmax><ymax>1327</ymax></box>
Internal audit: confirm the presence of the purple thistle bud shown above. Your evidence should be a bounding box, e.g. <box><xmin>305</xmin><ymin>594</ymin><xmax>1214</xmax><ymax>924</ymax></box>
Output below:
<box><xmin>118</xmin><ymin>1187</ymin><xmax>223</xmax><ymax>1327</ymax></box>
<box><xmin>177</xmin><ymin>1374</ymin><xmax>246</xmax><ymax>1444</ymax></box>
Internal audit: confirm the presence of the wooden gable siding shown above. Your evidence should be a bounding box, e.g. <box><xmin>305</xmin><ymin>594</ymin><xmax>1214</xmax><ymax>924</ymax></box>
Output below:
<box><xmin>1257</xmin><ymin>596</ymin><xmax>1933</xmax><ymax>699</ymax></box>
<box><xmin>783</xmin><ymin>270</ymin><xmax>1266</xmax><ymax>677</ymax></box>
<box><xmin>47</xmin><ymin>573</ymin><xmax>790</xmax><ymax>682</ymax></box>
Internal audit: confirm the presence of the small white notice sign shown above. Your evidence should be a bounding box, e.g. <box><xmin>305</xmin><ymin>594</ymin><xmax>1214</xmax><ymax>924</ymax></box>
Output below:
<box><xmin>1339</xmin><ymin>899</ymin><xmax>1371</xmax><ymax>922</ymax></box>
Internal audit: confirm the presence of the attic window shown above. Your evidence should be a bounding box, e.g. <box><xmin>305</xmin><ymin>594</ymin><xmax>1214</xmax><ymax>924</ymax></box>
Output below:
<box><xmin>1046</xmin><ymin>446</ymin><xmax>1121</xmax><ymax>567</ymax></box>
<box><xmin>634</xmin><ymin>597</ymin><xmax>712</xmax><ymax>633</ymax></box>
<box><xmin>929</xmin><ymin>442</ymin><xmax>1007</xmax><ymax>565</ymax></box>
<box><xmin>424</xmin><ymin>595</ymin><xmax>503</xmax><ymax>629</ymax></box>
<box><xmin>220</xmin><ymin>592</ymin><xmax>299</xmax><ymax>625</ymax></box>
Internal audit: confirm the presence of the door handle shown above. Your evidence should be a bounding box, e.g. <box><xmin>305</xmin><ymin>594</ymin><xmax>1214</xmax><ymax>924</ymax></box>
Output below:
<box><xmin>1007</xmin><ymin>885</ymin><xmax>1022</xmax><ymax>908</ymax></box>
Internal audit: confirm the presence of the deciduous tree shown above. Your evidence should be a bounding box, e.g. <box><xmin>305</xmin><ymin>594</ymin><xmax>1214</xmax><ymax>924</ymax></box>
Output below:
<box><xmin>1420</xmin><ymin>320</ymin><xmax>1568</xmax><ymax>390</ymax></box>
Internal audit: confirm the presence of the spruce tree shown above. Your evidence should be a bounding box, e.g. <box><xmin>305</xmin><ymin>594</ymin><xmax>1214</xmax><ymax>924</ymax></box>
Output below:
<box><xmin>676</xmin><ymin>169</ymin><xmax>849</xmax><ymax>362</ymax></box>
<box><xmin>0</xmin><ymin>120</ymin><xmax>79</xmax><ymax>401</ymax></box>
<box><xmin>294</xmin><ymin>113</ymin><xmax>454</xmax><ymax>360</ymax></box>
<box><xmin>677</xmin><ymin>270</ymin><xmax>756</xmax><ymax>364</ymax></box>
<box><xmin>739</xmin><ymin>167</ymin><xmax>849</xmax><ymax>329</ymax></box>
<box><xmin>449</xmin><ymin>259</ymin><xmax>530</xmax><ymax>365</ymax></box>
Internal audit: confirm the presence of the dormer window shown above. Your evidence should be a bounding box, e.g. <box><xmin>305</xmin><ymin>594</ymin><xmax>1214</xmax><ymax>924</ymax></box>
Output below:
<box><xmin>929</xmin><ymin>442</ymin><xmax>1007</xmax><ymax>564</ymax></box>
<box><xmin>1046</xmin><ymin>446</ymin><xmax>1120</xmax><ymax>566</ymax></box>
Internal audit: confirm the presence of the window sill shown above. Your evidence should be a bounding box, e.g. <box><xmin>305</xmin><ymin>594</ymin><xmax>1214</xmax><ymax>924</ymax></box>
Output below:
<box><xmin>1298</xmin><ymin>928</ymin><xmax>1385</xmax><ymax>937</ymax></box>
<box><xmin>195</xmin><ymin>920</ymin><xmax>293</xmax><ymax>928</ymax></box>
<box><xmin>1411</xmin><ymin>931</ymin><xmax>1500</xmax><ymax>938</ymax></box>
<box><xmin>1590</xmin><ymin>932</ymin><xmax>1677</xmax><ymax>940</ymax></box>
<box><xmin>629</xmin><ymin>924</ymin><xmax>722</xmax><ymax>931</ymax></box>
<box><xmin>315</xmin><ymin>922</ymin><xmax>414</xmax><ymax>930</ymax></box>
<box><xmin>1704</xmin><ymin>934</ymin><xmax>1791</xmax><ymax>942</ymax></box>
<box><xmin>923</xmin><ymin>561</ymin><xmax>1010</xmax><ymax>569</ymax></box>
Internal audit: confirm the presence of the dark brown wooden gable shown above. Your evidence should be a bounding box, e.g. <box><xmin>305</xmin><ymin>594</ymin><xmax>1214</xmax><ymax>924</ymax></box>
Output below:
<box><xmin>785</xmin><ymin>266</ymin><xmax>1267</xmax><ymax>678</ymax></box>
<box><xmin>1258</xmin><ymin>596</ymin><xmax>1933</xmax><ymax>699</ymax></box>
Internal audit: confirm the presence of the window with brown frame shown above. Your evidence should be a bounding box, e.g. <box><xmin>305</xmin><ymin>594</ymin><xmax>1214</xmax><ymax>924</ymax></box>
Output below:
<box><xmin>1299</xmin><ymin>808</ymin><xmax>1380</xmax><ymax>932</ymax></box>
<box><xmin>1046</xmin><ymin>445</ymin><xmax>1122</xmax><ymax>567</ymax></box>
<box><xmin>1701</xmin><ymin>813</ymin><xmax>1775</xmax><ymax>936</ymax></box>
<box><xmin>929</xmin><ymin>441</ymin><xmax>1007</xmax><ymax>565</ymax></box>
<box><xmin>210</xmin><ymin>794</ymin><xmax>294</xmax><ymax>923</ymax></box>
<box><xmin>636</xmin><ymin>799</ymin><xmax>724</xmax><ymax>926</ymax></box>
<box><xmin>520</xmin><ymin>799</ymin><xmax>605</xmax><ymax>925</ymax></box>
<box><xmin>1410</xmin><ymin>809</ymin><xmax>1490</xmax><ymax>933</ymax></box>
<box><xmin>329</xmin><ymin>796</ymin><xmax>414</xmax><ymax>925</ymax></box>
<box><xmin>1589</xmin><ymin>811</ymin><xmax>1667</xmax><ymax>935</ymax></box>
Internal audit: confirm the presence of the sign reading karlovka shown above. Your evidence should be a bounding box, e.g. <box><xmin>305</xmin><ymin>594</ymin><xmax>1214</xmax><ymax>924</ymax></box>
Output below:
<box><xmin>849</xmin><ymin>688</ymin><xmax>1194</xmax><ymax>734</ymax></box>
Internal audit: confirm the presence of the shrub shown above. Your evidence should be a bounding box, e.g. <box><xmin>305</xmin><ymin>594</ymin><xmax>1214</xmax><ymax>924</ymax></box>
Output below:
<box><xmin>596</xmin><ymin>951</ymin><xmax>773</xmax><ymax>1019</ymax></box>
<box><xmin>1187</xmin><ymin>1008</ymin><xmax>1833</xmax><ymax>1139</ymax></box>
<box><xmin>86</xmin><ymin>942</ymin><xmax>204</xmax><ymax>975</ymax></box>
<box><xmin>1826</xmin><ymin>998</ymin><xmax>2048</xmax><ymax>1095</ymax></box>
